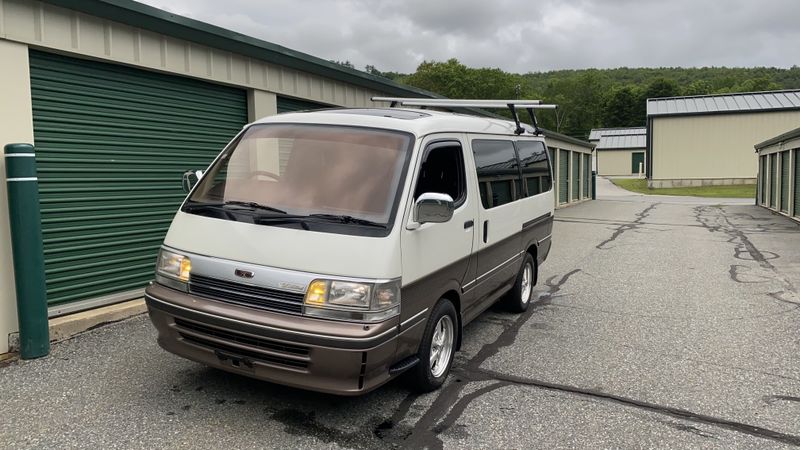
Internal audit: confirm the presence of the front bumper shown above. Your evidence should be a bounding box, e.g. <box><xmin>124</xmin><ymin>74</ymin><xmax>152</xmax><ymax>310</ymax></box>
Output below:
<box><xmin>144</xmin><ymin>283</ymin><xmax>400</xmax><ymax>395</ymax></box>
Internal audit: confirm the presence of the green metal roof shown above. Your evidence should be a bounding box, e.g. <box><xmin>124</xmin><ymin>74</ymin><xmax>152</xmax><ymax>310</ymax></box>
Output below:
<box><xmin>541</xmin><ymin>128</ymin><xmax>595</xmax><ymax>149</ymax></box>
<box><xmin>754</xmin><ymin>126</ymin><xmax>800</xmax><ymax>151</ymax></box>
<box><xmin>44</xmin><ymin>0</ymin><xmax>441</xmax><ymax>98</ymax></box>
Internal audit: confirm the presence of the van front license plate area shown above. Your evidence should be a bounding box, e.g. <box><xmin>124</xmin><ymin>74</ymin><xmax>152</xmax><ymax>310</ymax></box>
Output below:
<box><xmin>214</xmin><ymin>349</ymin><xmax>255</xmax><ymax>372</ymax></box>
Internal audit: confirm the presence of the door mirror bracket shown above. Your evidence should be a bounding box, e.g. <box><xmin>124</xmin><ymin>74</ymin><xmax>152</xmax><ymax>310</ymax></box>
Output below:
<box><xmin>181</xmin><ymin>169</ymin><xmax>204</xmax><ymax>193</ymax></box>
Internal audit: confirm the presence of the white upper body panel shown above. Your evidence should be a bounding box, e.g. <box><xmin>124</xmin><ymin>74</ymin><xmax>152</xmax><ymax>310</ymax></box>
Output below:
<box><xmin>164</xmin><ymin>109</ymin><xmax>549</xmax><ymax>282</ymax></box>
<box><xmin>163</xmin><ymin>210</ymin><xmax>405</xmax><ymax>280</ymax></box>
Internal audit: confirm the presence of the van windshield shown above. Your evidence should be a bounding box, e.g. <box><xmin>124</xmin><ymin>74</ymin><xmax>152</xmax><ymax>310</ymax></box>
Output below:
<box><xmin>187</xmin><ymin>124</ymin><xmax>413</xmax><ymax>228</ymax></box>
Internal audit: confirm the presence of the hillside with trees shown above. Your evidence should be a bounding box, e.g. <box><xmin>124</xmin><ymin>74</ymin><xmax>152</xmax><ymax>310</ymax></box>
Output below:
<box><xmin>357</xmin><ymin>60</ymin><xmax>800</xmax><ymax>140</ymax></box>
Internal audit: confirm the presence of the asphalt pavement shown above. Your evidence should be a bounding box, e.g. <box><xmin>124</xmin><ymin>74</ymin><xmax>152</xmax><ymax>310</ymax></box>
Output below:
<box><xmin>2</xmin><ymin>189</ymin><xmax>799</xmax><ymax>449</ymax></box>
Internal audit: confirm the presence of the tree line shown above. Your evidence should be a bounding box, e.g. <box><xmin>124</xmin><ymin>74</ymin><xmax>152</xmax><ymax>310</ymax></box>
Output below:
<box><xmin>334</xmin><ymin>59</ymin><xmax>800</xmax><ymax>140</ymax></box>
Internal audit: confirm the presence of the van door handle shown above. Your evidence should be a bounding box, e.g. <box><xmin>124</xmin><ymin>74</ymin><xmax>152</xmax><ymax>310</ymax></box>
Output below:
<box><xmin>464</xmin><ymin>220</ymin><xmax>474</xmax><ymax>229</ymax></box>
<box><xmin>483</xmin><ymin>220</ymin><xmax>489</xmax><ymax>243</ymax></box>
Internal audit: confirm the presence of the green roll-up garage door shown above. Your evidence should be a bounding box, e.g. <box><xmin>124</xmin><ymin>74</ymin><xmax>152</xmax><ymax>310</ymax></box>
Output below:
<box><xmin>769</xmin><ymin>154</ymin><xmax>777</xmax><ymax>209</ymax></box>
<box><xmin>30</xmin><ymin>51</ymin><xmax>247</xmax><ymax>308</ymax></box>
<box><xmin>795</xmin><ymin>149</ymin><xmax>800</xmax><ymax>217</ymax></box>
<box><xmin>572</xmin><ymin>152</ymin><xmax>580</xmax><ymax>200</ymax></box>
<box><xmin>583</xmin><ymin>154</ymin><xmax>590</xmax><ymax>198</ymax></box>
<box><xmin>277</xmin><ymin>96</ymin><xmax>327</xmax><ymax>113</ymax></box>
<box><xmin>780</xmin><ymin>151</ymin><xmax>790</xmax><ymax>212</ymax></box>
<box><xmin>559</xmin><ymin>150</ymin><xmax>569</xmax><ymax>204</ymax></box>
<box><xmin>631</xmin><ymin>152</ymin><xmax>645</xmax><ymax>175</ymax></box>
<box><xmin>758</xmin><ymin>156</ymin><xmax>767</xmax><ymax>205</ymax></box>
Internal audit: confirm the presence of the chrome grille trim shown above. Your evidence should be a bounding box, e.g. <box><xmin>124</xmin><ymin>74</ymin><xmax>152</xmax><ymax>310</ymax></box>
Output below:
<box><xmin>189</xmin><ymin>274</ymin><xmax>304</xmax><ymax>314</ymax></box>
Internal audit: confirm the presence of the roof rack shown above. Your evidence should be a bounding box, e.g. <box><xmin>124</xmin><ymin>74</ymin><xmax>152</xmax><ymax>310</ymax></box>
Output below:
<box><xmin>371</xmin><ymin>97</ymin><xmax>557</xmax><ymax>136</ymax></box>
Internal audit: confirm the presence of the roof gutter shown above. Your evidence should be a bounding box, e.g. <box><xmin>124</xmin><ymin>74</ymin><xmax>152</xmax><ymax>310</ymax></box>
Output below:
<box><xmin>754</xmin><ymin>126</ymin><xmax>800</xmax><ymax>150</ymax></box>
<box><xmin>41</xmin><ymin>1</ymin><xmax>594</xmax><ymax>149</ymax></box>
<box><xmin>540</xmin><ymin>128</ymin><xmax>595</xmax><ymax>149</ymax></box>
<box><xmin>44</xmin><ymin>0</ymin><xmax>439</xmax><ymax>98</ymax></box>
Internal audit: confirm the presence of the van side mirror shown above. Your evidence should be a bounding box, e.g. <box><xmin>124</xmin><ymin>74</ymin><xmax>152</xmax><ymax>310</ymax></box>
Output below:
<box><xmin>181</xmin><ymin>169</ymin><xmax>204</xmax><ymax>193</ymax></box>
<box><xmin>414</xmin><ymin>193</ymin><xmax>454</xmax><ymax>225</ymax></box>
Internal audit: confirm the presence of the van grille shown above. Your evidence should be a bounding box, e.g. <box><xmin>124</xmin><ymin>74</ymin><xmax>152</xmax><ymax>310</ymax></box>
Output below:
<box><xmin>174</xmin><ymin>318</ymin><xmax>310</xmax><ymax>369</ymax></box>
<box><xmin>188</xmin><ymin>274</ymin><xmax>305</xmax><ymax>314</ymax></box>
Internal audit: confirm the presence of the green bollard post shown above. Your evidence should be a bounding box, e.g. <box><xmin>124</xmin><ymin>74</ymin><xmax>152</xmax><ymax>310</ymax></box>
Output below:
<box><xmin>591</xmin><ymin>170</ymin><xmax>597</xmax><ymax>200</ymax></box>
<box><xmin>4</xmin><ymin>143</ymin><xmax>49</xmax><ymax>359</ymax></box>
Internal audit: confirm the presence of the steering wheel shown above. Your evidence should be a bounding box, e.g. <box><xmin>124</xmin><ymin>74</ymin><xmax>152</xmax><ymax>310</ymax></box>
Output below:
<box><xmin>249</xmin><ymin>170</ymin><xmax>281</xmax><ymax>181</ymax></box>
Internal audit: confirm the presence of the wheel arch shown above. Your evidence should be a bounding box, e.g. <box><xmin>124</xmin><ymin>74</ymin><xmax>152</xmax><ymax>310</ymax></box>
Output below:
<box><xmin>525</xmin><ymin>242</ymin><xmax>539</xmax><ymax>285</ymax></box>
<box><xmin>440</xmin><ymin>289</ymin><xmax>463</xmax><ymax>351</ymax></box>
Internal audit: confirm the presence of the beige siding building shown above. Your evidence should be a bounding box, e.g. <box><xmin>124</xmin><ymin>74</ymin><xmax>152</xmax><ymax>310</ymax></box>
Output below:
<box><xmin>0</xmin><ymin>0</ymin><xmax>591</xmax><ymax>355</ymax></box>
<box><xmin>756</xmin><ymin>127</ymin><xmax>800</xmax><ymax>222</ymax></box>
<box><xmin>589</xmin><ymin>127</ymin><xmax>646</xmax><ymax>177</ymax></box>
<box><xmin>646</xmin><ymin>91</ymin><xmax>800</xmax><ymax>188</ymax></box>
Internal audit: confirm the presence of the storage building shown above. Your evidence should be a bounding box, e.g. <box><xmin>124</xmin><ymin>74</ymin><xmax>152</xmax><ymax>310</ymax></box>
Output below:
<box><xmin>0</xmin><ymin>0</ymin><xmax>592</xmax><ymax>355</ymax></box>
<box><xmin>589</xmin><ymin>127</ymin><xmax>646</xmax><ymax>177</ymax></box>
<box><xmin>544</xmin><ymin>132</ymin><xmax>594</xmax><ymax>206</ymax></box>
<box><xmin>755</xmin><ymin>128</ymin><xmax>800</xmax><ymax>221</ymax></box>
<box><xmin>646</xmin><ymin>90</ymin><xmax>800</xmax><ymax>188</ymax></box>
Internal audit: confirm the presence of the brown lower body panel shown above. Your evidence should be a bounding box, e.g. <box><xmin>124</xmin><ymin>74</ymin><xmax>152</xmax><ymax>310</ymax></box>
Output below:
<box><xmin>145</xmin><ymin>284</ymin><xmax>400</xmax><ymax>396</ymax></box>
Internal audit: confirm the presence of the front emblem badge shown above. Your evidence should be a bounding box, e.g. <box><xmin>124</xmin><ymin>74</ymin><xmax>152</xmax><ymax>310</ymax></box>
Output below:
<box><xmin>234</xmin><ymin>269</ymin><xmax>254</xmax><ymax>279</ymax></box>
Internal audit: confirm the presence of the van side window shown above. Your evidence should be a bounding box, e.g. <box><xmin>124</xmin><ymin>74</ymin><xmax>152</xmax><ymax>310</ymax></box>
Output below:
<box><xmin>516</xmin><ymin>140</ymin><xmax>552</xmax><ymax>196</ymax></box>
<box><xmin>414</xmin><ymin>141</ymin><xmax>466</xmax><ymax>205</ymax></box>
<box><xmin>472</xmin><ymin>140</ymin><xmax>520</xmax><ymax>209</ymax></box>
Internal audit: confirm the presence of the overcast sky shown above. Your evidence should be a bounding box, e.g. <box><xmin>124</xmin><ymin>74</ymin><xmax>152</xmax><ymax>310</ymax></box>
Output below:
<box><xmin>137</xmin><ymin>0</ymin><xmax>799</xmax><ymax>73</ymax></box>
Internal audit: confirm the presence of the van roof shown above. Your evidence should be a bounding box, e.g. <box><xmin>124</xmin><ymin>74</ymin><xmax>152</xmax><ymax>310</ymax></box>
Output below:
<box><xmin>252</xmin><ymin>108</ymin><xmax>542</xmax><ymax>138</ymax></box>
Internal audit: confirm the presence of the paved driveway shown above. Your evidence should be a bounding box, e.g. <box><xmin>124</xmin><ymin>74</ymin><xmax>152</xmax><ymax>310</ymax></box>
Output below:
<box><xmin>2</xmin><ymin>193</ymin><xmax>799</xmax><ymax>449</ymax></box>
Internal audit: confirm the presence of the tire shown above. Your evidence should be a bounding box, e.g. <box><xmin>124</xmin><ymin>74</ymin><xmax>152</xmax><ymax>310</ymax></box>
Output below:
<box><xmin>407</xmin><ymin>299</ymin><xmax>458</xmax><ymax>393</ymax></box>
<box><xmin>504</xmin><ymin>253</ymin><xmax>536</xmax><ymax>313</ymax></box>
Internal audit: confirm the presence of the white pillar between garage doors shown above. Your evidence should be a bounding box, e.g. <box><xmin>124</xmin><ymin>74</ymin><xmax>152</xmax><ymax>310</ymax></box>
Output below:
<box><xmin>248</xmin><ymin>89</ymin><xmax>278</xmax><ymax>122</ymax></box>
<box><xmin>0</xmin><ymin>39</ymin><xmax>35</xmax><ymax>355</ymax></box>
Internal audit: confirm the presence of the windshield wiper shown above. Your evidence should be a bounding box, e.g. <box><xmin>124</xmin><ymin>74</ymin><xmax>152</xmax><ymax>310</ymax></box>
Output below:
<box><xmin>308</xmin><ymin>214</ymin><xmax>387</xmax><ymax>228</ymax></box>
<box><xmin>222</xmin><ymin>201</ymin><xmax>287</xmax><ymax>215</ymax></box>
<box><xmin>255</xmin><ymin>214</ymin><xmax>310</xmax><ymax>230</ymax></box>
<box><xmin>183</xmin><ymin>202</ymin><xmax>236</xmax><ymax>220</ymax></box>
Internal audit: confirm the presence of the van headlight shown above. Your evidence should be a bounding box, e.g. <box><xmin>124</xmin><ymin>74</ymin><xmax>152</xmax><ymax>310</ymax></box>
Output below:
<box><xmin>155</xmin><ymin>248</ymin><xmax>191</xmax><ymax>292</ymax></box>
<box><xmin>304</xmin><ymin>279</ymin><xmax>400</xmax><ymax>322</ymax></box>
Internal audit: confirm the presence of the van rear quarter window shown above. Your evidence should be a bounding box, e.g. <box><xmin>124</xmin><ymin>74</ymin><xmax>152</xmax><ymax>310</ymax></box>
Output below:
<box><xmin>472</xmin><ymin>139</ymin><xmax>520</xmax><ymax>209</ymax></box>
<box><xmin>516</xmin><ymin>140</ymin><xmax>552</xmax><ymax>195</ymax></box>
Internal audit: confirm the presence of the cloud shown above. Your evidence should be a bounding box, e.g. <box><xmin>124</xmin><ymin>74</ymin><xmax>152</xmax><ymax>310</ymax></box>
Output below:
<box><xmin>136</xmin><ymin>0</ymin><xmax>800</xmax><ymax>73</ymax></box>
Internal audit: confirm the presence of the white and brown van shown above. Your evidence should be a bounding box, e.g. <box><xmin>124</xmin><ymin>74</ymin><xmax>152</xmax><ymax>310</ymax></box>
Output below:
<box><xmin>145</xmin><ymin>99</ymin><xmax>555</xmax><ymax>395</ymax></box>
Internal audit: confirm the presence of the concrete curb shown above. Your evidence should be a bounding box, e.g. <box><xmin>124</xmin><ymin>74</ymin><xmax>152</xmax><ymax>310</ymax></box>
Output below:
<box><xmin>5</xmin><ymin>298</ymin><xmax>147</xmax><ymax>358</ymax></box>
<box><xmin>49</xmin><ymin>298</ymin><xmax>147</xmax><ymax>342</ymax></box>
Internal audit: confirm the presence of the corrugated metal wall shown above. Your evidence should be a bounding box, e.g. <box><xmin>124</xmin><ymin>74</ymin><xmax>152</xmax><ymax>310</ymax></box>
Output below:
<box><xmin>559</xmin><ymin>150</ymin><xmax>569</xmax><ymax>204</ymax></box>
<box><xmin>30</xmin><ymin>51</ymin><xmax>247</xmax><ymax>307</ymax></box>
<box><xmin>277</xmin><ymin>97</ymin><xmax>328</xmax><ymax>114</ymax></box>
<box><xmin>780</xmin><ymin>151</ymin><xmax>790</xmax><ymax>212</ymax></box>
<box><xmin>651</xmin><ymin>111</ymin><xmax>800</xmax><ymax>181</ymax></box>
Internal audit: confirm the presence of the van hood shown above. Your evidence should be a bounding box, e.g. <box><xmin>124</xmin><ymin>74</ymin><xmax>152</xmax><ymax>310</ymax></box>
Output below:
<box><xmin>163</xmin><ymin>212</ymin><xmax>401</xmax><ymax>279</ymax></box>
